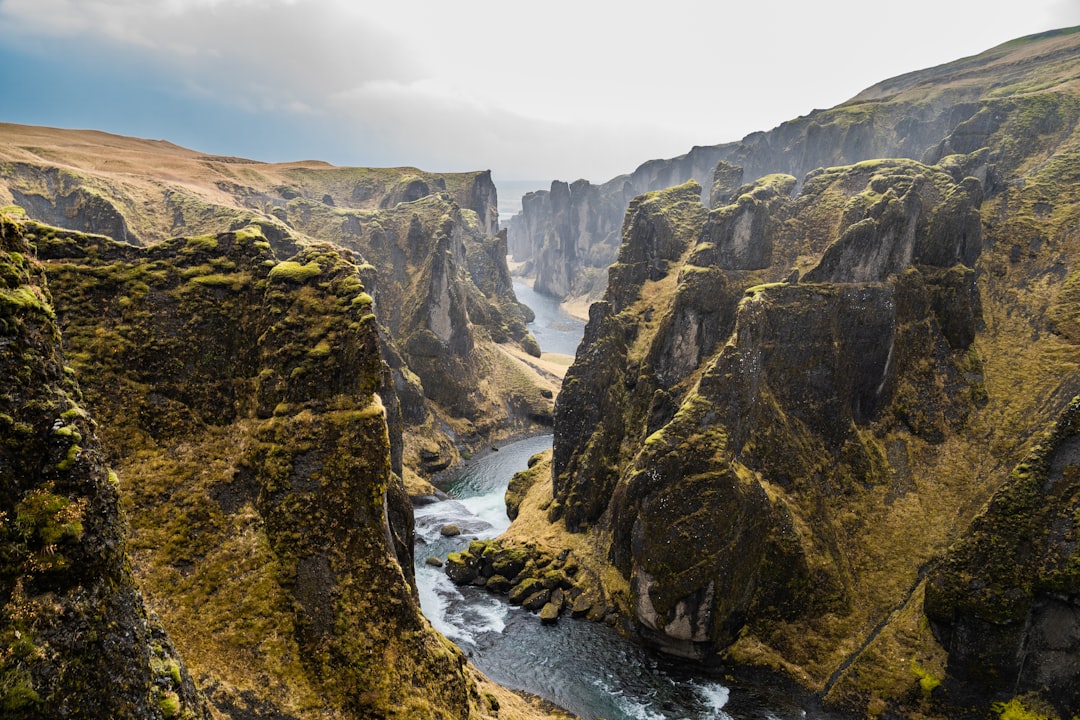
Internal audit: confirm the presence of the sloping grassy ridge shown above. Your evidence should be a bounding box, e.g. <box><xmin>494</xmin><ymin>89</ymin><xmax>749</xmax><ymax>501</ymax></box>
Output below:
<box><xmin>549</xmin><ymin>88</ymin><xmax>1080</xmax><ymax>716</ymax></box>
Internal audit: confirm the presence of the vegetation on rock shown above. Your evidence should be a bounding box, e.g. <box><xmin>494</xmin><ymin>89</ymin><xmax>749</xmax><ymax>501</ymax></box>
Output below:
<box><xmin>0</xmin><ymin>211</ymin><xmax>208</xmax><ymax>719</ymax></box>
<box><xmin>545</xmin><ymin>30</ymin><xmax>1080</xmax><ymax>716</ymax></box>
<box><xmin>0</xmin><ymin>127</ymin><xmax>550</xmax><ymax>476</ymax></box>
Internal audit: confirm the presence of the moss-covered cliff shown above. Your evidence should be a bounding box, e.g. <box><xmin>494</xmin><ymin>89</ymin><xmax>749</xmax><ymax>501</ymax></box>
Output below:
<box><xmin>508</xmin><ymin>27</ymin><xmax>1080</xmax><ymax>312</ymax></box>
<box><xmin>0</xmin><ymin>210</ymin><xmax>539</xmax><ymax>719</ymax></box>
<box><xmin>0</xmin><ymin>211</ymin><xmax>208</xmax><ymax>719</ymax></box>
<box><xmin>546</xmin><ymin>48</ymin><xmax>1080</xmax><ymax>713</ymax></box>
<box><xmin>925</xmin><ymin>397</ymin><xmax>1080</xmax><ymax>718</ymax></box>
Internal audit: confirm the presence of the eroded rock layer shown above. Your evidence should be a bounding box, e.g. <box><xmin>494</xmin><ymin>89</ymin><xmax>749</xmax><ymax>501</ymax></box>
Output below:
<box><xmin>0</xmin><ymin>131</ymin><xmax>550</xmax><ymax>474</ymax></box>
<box><xmin>550</xmin><ymin>100</ymin><xmax>1080</xmax><ymax>714</ymax></box>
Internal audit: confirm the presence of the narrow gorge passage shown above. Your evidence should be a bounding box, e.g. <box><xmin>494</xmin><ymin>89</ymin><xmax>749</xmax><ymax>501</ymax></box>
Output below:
<box><xmin>410</xmin><ymin>288</ymin><xmax>834</xmax><ymax>720</ymax></box>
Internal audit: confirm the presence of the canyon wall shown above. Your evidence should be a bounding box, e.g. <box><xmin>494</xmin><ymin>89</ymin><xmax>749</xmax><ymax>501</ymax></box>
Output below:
<box><xmin>507</xmin><ymin>28</ymin><xmax>1078</xmax><ymax>309</ymax></box>
<box><xmin>547</xmin><ymin>27</ymin><xmax>1080</xmax><ymax>718</ymax></box>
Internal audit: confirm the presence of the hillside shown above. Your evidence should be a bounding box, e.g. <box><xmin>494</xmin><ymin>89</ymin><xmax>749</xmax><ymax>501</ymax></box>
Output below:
<box><xmin>0</xmin><ymin>125</ymin><xmax>552</xmax><ymax>479</ymax></box>
<box><xmin>1</xmin><ymin>209</ymin><xmax>566</xmax><ymax>719</ymax></box>
<box><xmin>509</xmin><ymin>27</ymin><xmax>1080</xmax><ymax>313</ymax></box>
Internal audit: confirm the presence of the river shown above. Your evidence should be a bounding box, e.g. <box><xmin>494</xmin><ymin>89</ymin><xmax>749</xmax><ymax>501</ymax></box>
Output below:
<box><xmin>412</xmin><ymin>285</ymin><xmax>832</xmax><ymax>719</ymax></box>
<box><xmin>511</xmin><ymin>278</ymin><xmax>585</xmax><ymax>357</ymax></box>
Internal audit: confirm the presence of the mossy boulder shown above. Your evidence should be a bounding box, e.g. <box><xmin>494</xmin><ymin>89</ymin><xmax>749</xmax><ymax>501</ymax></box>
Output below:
<box><xmin>539</xmin><ymin>603</ymin><xmax>560</xmax><ymax>624</ymax></box>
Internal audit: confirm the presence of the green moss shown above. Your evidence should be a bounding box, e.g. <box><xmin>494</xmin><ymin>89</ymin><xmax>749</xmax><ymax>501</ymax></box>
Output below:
<box><xmin>992</xmin><ymin>697</ymin><xmax>1059</xmax><ymax>720</ymax></box>
<box><xmin>268</xmin><ymin>260</ymin><xmax>322</xmax><ymax>283</ymax></box>
<box><xmin>909</xmin><ymin>658</ymin><xmax>940</xmax><ymax>697</ymax></box>
<box><xmin>52</xmin><ymin>424</ymin><xmax>82</xmax><ymax>443</ymax></box>
<box><xmin>158</xmin><ymin>690</ymin><xmax>181</xmax><ymax>718</ymax></box>
<box><xmin>307</xmin><ymin>340</ymin><xmax>332</xmax><ymax>358</ymax></box>
<box><xmin>0</xmin><ymin>670</ymin><xmax>40</xmax><ymax>711</ymax></box>
<box><xmin>182</xmin><ymin>235</ymin><xmax>220</xmax><ymax>253</ymax></box>
<box><xmin>0</xmin><ymin>286</ymin><xmax>55</xmax><ymax>319</ymax></box>
<box><xmin>56</xmin><ymin>443</ymin><xmax>82</xmax><ymax>472</ymax></box>
<box><xmin>188</xmin><ymin>273</ymin><xmax>250</xmax><ymax>290</ymax></box>
<box><xmin>15</xmin><ymin>486</ymin><xmax>86</xmax><ymax>546</ymax></box>
<box><xmin>743</xmin><ymin>281</ymin><xmax>789</xmax><ymax>297</ymax></box>
<box><xmin>233</xmin><ymin>225</ymin><xmax>266</xmax><ymax>242</ymax></box>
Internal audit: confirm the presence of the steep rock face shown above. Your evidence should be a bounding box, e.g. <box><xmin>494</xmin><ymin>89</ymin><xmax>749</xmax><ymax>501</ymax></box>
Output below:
<box><xmin>552</xmin><ymin>158</ymin><xmax>997</xmax><ymax>692</ymax></box>
<box><xmin>6</xmin><ymin>164</ymin><xmax>134</xmax><ymax>243</ymax></box>
<box><xmin>925</xmin><ymin>397</ymin><xmax>1080</xmax><ymax>717</ymax></box>
<box><xmin>313</xmin><ymin>193</ymin><xmax>547</xmax><ymax>455</ymax></box>
<box><xmin>552</xmin><ymin>182</ymin><xmax>709</xmax><ymax>528</ymax></box>
<box><xmin>27</xmin><ymin>219</ymin><xmax>479</xmax><ymax>719</ymax></box>
<box><xmin>0</xmin><ymin>212</ymin><xmax>207</xmax><ymax>719</ymax></box>
<box><xmin>508</xmin><ymin>28</ymin><xmax>1080</xmax><ymax>306</ymax></box>
<box><xmin>550</xmin><ymin>29</ymin><xmax>1080</xmax><ymax>717</ymax></box>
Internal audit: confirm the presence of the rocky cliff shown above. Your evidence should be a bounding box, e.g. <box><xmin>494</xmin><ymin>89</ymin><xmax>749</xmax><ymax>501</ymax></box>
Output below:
<box><xmin>0</xmin><ymin>211</ymin><xmax>208</xmax><ymax>719</ymax></box>
<box><xmin>546</xmin><ymin>28</ymin><xmax>1080</xmax><ymax>717</ymax></box>
<box><xmin>0</xmin><ymin>128</ymin><xmax>550</xmax><ymax>474</ymax></box>
<box><xmin>508</xmin><ymin>27</ymin><xmax>1080</xmax><ymax>310</ymax></box>
<box><xmin>0</xmin><ymin>210</ymin><xmax>528</xmax><ymax>718</ymax></box>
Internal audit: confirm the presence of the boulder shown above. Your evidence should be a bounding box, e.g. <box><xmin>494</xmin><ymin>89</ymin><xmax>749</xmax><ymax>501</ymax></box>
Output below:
<box><xmin>539</xmin><ymin>603</ymin><xmax>560</xmax><ymax>624</ymax></box>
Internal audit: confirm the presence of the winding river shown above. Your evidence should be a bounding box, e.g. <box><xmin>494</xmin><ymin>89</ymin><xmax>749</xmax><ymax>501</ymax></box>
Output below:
<box><xmin>412</xmin><ymin>282</ymin><xmax>831</xmax><ymax>720</ymax></box>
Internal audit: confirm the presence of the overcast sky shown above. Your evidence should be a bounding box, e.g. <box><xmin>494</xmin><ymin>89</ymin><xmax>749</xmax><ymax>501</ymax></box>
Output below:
<box><xmin>2</xmin><ymin>1</ymin><xmax>1079</xmax><ymax>185</ymax></box>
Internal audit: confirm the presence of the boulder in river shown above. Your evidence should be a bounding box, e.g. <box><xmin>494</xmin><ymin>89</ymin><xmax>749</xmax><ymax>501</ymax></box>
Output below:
<box><xmin>539</xmin><ymin>603</ymin><xmax>560</xmax><ymax>624</ymax></box>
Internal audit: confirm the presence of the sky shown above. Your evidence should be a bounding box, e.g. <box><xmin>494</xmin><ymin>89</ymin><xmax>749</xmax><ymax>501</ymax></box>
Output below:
<box><xmin>2</xmin><ymin>1</ymin><xmax>1080</xmax><ymax>185</ymax></box>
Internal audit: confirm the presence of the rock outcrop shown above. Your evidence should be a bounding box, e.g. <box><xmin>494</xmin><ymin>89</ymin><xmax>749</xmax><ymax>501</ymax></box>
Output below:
<box><xmin>925</xmin><ymin>396</ymin><xmax>1080</xmax><ymax>718</ymax></box>
<box><xmin>547</xmin><ymin>36</ymin><xmax>1080</xmax><ymax>711</ymax></box>
<box><xmin>554</xmin><ymin>164</ymin><xmax>989</xmax><ymax>659</ymax></box>
<box><xmin>0</xmin><ymin>129</ymin><xmax>550</xmax><ymax>473</ymax></box>
<box><xmin>0</xmin><ymin>212</ymin><xmax>208</xmax><ymax>719</ymax></box>
<box><xmin>508</xmin><ymin>146</ymin><xmax>730</xmax><ymax>301</ymax></box>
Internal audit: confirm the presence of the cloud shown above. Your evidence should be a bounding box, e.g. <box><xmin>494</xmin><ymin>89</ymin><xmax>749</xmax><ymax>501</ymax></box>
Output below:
<box><xmin>326</xmin><ymin>77</ymin><xmax>702</xmax><ymax>180</ymax></box>
<box><xmin>0</xmin><ymin>0</ymin><xmax>421</xmax><ymax>111</ymax></box>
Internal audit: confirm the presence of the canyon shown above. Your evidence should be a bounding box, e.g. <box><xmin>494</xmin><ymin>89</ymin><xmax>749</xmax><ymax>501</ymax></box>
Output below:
<box><xmin>2</xmin><ymin>24</ymin><xmax>1080</xmax><ymax>720</ymax></box>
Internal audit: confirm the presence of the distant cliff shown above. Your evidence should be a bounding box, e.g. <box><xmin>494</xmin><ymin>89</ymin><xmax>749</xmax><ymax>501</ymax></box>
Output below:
<box><xmin>507</xmin><ymin>145</ymin><xmax>731</xmax><ymax>300</ymax></box>
<box><xmin>545</xmin><ymin>26</ymin><xmax>1080</xmax><ymax>719</ymax></box>
<box><xmin>508</xmin><ymin>27</ymin><xmax>1080</xmax><ymax>307</ymax></box>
